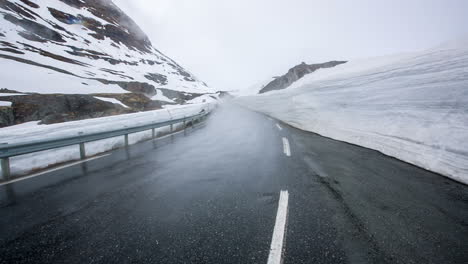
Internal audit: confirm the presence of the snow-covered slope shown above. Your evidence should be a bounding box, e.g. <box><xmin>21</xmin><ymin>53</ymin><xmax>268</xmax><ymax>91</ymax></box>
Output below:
<box><xmin>0</xmin><ymin>0</ymin><xmax>214</xmax><ymax>95</ymax></box>
<box><xmin>237</xmin><ymin>40</ymin><xmax>468</xmax><ymax>184</ymax></box>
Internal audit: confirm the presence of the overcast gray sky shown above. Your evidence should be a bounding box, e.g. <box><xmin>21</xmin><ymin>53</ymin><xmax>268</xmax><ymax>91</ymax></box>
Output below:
<box><xmin>114</xmin><ymin>0</ymin><xmax>468</xmax><ymax>91</ymax></box>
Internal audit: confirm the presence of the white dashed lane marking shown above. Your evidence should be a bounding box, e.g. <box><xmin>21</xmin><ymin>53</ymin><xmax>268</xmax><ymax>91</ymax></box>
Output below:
<box><xmin>282</xmin><ymin>137</ymin><xmax>291</xmax><ymax>157</ymax></box>
<box><xmin>276</xmin><ymin>124</ymin><xmax>282</xmax><ymax>131</ymax></box>
<box><xmin>267</xmin><ymin>190</ymin><xmax>289</xmax><ymax>264</ymax></box>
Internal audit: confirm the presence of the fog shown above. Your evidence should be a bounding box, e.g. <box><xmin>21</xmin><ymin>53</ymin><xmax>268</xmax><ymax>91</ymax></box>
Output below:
<box><xmin>113</xmin><ymin>0</ymin><xmax>468</xmax><ymax>92</ymax></box>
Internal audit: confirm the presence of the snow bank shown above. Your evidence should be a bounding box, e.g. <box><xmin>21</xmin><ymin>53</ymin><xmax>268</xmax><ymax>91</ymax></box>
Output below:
<box><xmin>0</xmin><ymin>102</ymin><xmax>215</xmax><ymax>177</ymax></box>
<box><xmin>237</xmin><ymin>41</ymin><xmax>468</xmax><ymax>184</ymax></box>
<box><xmin>0</xmin><ymin>101</ymin><xmax>12</xmax><ymax>107</ymax></box>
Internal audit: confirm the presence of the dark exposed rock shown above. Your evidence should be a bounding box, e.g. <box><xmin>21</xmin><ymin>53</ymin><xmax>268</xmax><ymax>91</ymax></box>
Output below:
<box><xmin>88</xmin><ymin>32</ymin><xmax>104</xmax><ymax>41</ymax></box>
<box><xmin>0</xmin><ymin>53</ymin><xmax>77</xmax><ymax>76</ymax></box>
<box><xmin>0</xmin><ymin>94</ymin><xmax>133</xmax><ymax>125</ymax></box>
<box><xmin>0</xmin><ymin>32</ymin><xmax>4</xmax><ymax>37</ymax></box>
<box><xmin>144</xmin><ymin>73</ymin><xmax>168</xmax><ymax>85</ymax></box>
<box><xmin>48</xmin><ymin>7</ymin><xmax>80</xmax><ymax>25</ymax></box>
<box><xmin>159</xmin><ymin>88</ymin><xmax>205</xmax><ymax>104</ymax></box>
<box><xmin>63</xmin><ymin>45</ymin><xmax>139</xmax><ymax>67</ymax></box>
<box><xmin>0</xmin><ymin>47</ymin><xmax>25</xmax><ymax>54</ymax></box>
<box><xmin>0</xmin><ymin>0</ymin><xmax>38</xmax><ymax>20</ymax></box>
<box><xmin>57</xmin><ymin>0</ymin><xmax>153</xmax><ymax>53</ymax></box>
<box><xmin>0</xmin><ymin>91</ymin><xmax>177</xmax><ymax>127</ymax></box>
<box><xmin>100</xmin><ymin>68</ymin><xmax>133</xmax><ymax>80</ymax></box>
<box><xmin>0</xmin><ymin>88</ymin><xmax>24</xmax><ymax>94</ymax></box>
<box><xmin>91</xmin><ymin>79</ymin><xmax>158</xmax><ymax>97</ymax></box>
<box><xmin>2</xmin><ymin>0</ymin><xmax>153</xmax><ymax>52</ymax></box>
<box><xmin>0</xmin><ymin>40</ymin><xmax>18</xmax><ymax>49</ymax></box>
<box><xmin>92</xmin><ymin>93</ymin><xmax>171</xmax><ymax>111</ymax></box>
<box><xmin>3</xmin><ymin>14</ymin><xmax>65</xmax><ymax>43</ymax></box>
<box><xmin>49</xmin><ymin>21</ymin><xmax>71</xmax><ymax>34</ymax></box>
<box><xmin>21</xmin><ymin>43</ymin><xmax>89</xmax><ymax>66</ymax></box>
<box><xmin>116</xmin><ymin>82</ymin><xmax>156</xmax><ymax>97</ymax></box>
<box><xmin>66</xmin><ymin>46</ymin><xmax>108</xmax><ymax>57</ymax></box>
<box><xmin>259</xmin><ymin>61</ymin><xmax>347</xmax><ymax>94</ymax></box>
<box><xmin>167</xmin><ymin>62</ymin><xmax>196</xmax><ymax>82</ymax></box>
<box><xmin>145</xmin><ymin>60</ymin><xmax>162</xmax><ymax>66</ymax></box>
<box><xmin>0</xmin><ymin>106</ymin><xmax>14</xmax><ymax>127</ymax></box>
<box><xmin>19</xmin><ymin>0</ymin><xmax>39</xmax><ymax>9</ymax></box>
<box><xmin>18</xmin><ymin>31</ymin><xmax>47</xmax><ymax>43</ymax></box>
<box><xmin>145</xmin><ymin>100</ymin><xmax>170</xmax><ymax>110</ymax></box>
<box><xmin>84</xmin><ymin>71</ymin><xmax>96</xmax><ymax>76</ymax></box>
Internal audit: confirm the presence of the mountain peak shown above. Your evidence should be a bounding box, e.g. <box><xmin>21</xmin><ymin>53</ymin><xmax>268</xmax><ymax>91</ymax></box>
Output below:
<box><xmin>259</xmin><ymin>60</ymin><xmax>347</xmax><ymax>94</ymax></box>
<box><xmin>0</xmin><ymin>0</ymin><xmax>216</xmax><ymax>126</ymax></box>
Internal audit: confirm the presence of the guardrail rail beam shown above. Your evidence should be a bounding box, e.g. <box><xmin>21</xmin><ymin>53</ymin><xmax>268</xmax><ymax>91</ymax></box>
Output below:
<box><xmin>0</xmin><ymin>111</ymin><xmax>210</xmax><ymax>181</ymax></box>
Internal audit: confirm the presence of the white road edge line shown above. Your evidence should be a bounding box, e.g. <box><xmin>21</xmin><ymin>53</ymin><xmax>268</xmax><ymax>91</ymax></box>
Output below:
<box><xmin>267</xmin><ymin>190</ymin><xmax>289</xmax><ymax>264</ymax></box>
<box><xmin>276</xmin><ymin>124</ymin><xmax>283</xmax><ymax>131</ymax></box>
<box><xmin>282</xmin><ymin>137</ymin><xmax>291</xmax><ymax>157</ymax></box>
<box><xmin>0</xmin><ymin>154</ymin><xmax>111</xmax><ymax>186</ymax></box>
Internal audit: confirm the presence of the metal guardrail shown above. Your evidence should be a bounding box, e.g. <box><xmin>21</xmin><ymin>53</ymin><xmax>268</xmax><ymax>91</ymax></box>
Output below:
<box><xmin>0</xmin><ymin>112</ymin><xmax>209</xmax><ymax>180</ymax></box>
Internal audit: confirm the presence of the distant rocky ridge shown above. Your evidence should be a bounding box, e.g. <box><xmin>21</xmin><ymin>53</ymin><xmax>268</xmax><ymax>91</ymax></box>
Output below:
<box><xmin>259</xmin><ymin>61</ymin><xmax>347</xmax><ymax>94</ymax></box>
<box><xmin>0</xmin><ymin>0</ymin><xmax>217</xmax><ymax>127</ymax></box>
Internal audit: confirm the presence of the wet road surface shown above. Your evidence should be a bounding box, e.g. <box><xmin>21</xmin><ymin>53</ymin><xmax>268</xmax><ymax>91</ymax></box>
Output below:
<box><xmin>0</xmin><ymin>103</ymin><xmax>467</xmax><ymax>264</ymax></box>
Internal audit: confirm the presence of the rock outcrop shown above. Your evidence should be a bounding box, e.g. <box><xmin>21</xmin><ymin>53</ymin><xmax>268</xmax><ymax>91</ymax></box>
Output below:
<box><xmin>0</xmin><ymin>106</ymin><xmax>14</xmax><ymax>127</ymax></box>
<box><xmin>259</xmin><ymin>61</ymin><xmax>347</xmax><ymax>94</ymax></box>
<box><xmin>0</xmin><ymin>94</ymin><xmax>135</xmax><ymax>125</ymax></box>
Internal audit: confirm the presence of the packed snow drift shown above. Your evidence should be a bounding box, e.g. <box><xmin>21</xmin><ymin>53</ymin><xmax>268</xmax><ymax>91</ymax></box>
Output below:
<box><xmin>237</xmin><ymin>40</ymin><xmax>468</xmax><ymax>184</ymax></box>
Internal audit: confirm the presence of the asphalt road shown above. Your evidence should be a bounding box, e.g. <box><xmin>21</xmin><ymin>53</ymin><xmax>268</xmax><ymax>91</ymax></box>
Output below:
<box><xmin>0</xmin><ymin>103</ymin><xmax>467</xmax><ymax>264</ymax></box>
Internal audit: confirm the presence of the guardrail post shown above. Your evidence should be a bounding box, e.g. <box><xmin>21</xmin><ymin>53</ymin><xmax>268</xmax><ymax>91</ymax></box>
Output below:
<box><xmin>170</xmin><ymin>124</ymin><xmax>173</xmax><ymax>132</ymax></box>
<box><xmin>79</xmin><ymin>143</ymin><xmax>86</xmax><ymax>160</ymax></box>
<box><xmin>1</xmin><ymin>157</ymin><xmax>11</xmax><ymax>180</ymax></box>
<box><xmin>77</xmin><ymin>132</ymin><xmax>86</xmax><ymax>160</ymax></box>
<box><xmin>124</xmin><ymin>134</ymin><xmax>129</xmax><ymax>147</ymax></box>
<box><xmin>152</xmin><ymin>128</ymin><xmax>156</xmax><ymax>139</ymax></box>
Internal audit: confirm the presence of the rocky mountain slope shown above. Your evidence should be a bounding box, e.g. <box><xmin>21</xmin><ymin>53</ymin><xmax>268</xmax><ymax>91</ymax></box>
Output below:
<box><xmin>259</xmin><ymin>61</ymin><xmax>346</xmax><ymax>94</ymax></box>
<box><xmin>0</xmin><ymin>0</ymin><xmax>217</xmax><ymax>127</ymax></box>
